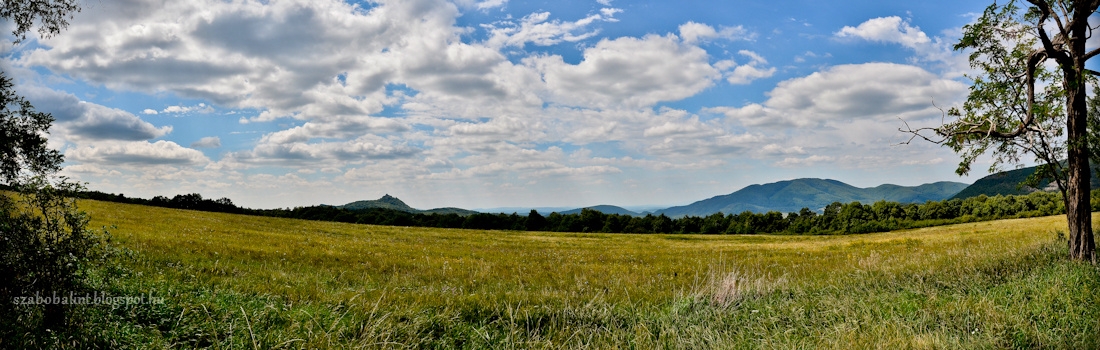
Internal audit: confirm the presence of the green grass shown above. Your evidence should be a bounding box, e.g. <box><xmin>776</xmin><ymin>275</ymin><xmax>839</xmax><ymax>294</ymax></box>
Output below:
<box><xmin>55</xmin><ymin>200</ymin><xmax>1100</xmax><ymax>348</ymax></box>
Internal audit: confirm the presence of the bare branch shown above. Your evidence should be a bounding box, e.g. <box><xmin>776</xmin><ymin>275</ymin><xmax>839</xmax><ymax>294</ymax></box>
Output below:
<box><xmin>898</xmin><ymin>100</ymin><xmax>950</xmax><ymax>145</ymax></box>
<box><xmin>1050</xmin><ymin>0</ymin><xmax>1070</xmax><ymax>39</ymax></box>
<box><xmin>1027</xmin><ymin>0</ymin><xmax>1072</xmax><ymax>65</ymax></box>
<box><xmin>898</xmin><ymin>118</ymin><xmax>949</xmax><ymax>146</ymax></box>
<box><xmin>1086</xmin><ymin>48</ymin><xmax>1100</xmax><ymax>61</ymax></box>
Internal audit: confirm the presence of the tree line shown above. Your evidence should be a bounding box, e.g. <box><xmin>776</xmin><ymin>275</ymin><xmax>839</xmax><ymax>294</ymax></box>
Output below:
<box><xmin>60</xmin><ymin>186</ymin><xmax>1100</xmax><ymax>235</ymax></box>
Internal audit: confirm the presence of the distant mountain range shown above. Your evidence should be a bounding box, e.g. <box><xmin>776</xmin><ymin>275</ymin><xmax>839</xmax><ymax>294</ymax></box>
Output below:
<box><xmin>654</xmin><ymin>178</ymin><xmax>968</xmax><ymax>217</ymax></box>
<box><xmin>338</xmin><ymin>179</ymin><xmax>972</xmax><ymax>218</ymax></box>
<box><xmin>327</xmin><ymin>165</ymin><xmax>1100</xmax><ymax>219</ymax></box>
<box><xmin>340</xmin><ymin>166</ymin><xmax>1100</xmax><ymax>218</ymax></box>
<box><xmin>950</xmin><ymin>163</ymin><xmax>1100</xmax><ymax>200</ymax></box>
<box><xmin>338</xmin><ymin>194</ymin><xmax>479</xmax><ymax>216</ymax></box>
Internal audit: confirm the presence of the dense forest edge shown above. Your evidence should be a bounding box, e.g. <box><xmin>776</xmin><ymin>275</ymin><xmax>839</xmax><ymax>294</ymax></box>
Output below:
<box><xmin>9</xmin><ymin>183</ymin><xmax>1099</xmax><ymax>235</ymax></box>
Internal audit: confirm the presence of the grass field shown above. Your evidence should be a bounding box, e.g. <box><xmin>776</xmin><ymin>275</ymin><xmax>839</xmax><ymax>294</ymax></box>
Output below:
<box><xmin>60</xmin><ymin>199</ymin><xmax>1100</xmax><ymax>348</ymax></box>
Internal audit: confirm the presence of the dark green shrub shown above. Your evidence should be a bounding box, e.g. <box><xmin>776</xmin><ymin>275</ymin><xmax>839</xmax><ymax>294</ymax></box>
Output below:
<box><xmin>0</xmin><ymin>178</ymin><xmax>111</xmax><ymax>334</ymax></box>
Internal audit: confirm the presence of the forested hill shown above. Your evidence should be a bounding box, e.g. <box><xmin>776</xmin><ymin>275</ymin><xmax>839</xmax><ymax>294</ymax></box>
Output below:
<box><xmin>951</xmin><ymin>164</ymin><xmax>1100</xmax><ymax>200</ymax></box>
<box><xmin>657</xmin><ymin>178</ymin><xmax>968</xmax><ymax>217</ymax></box>
<box><xmin>559</xmin><ymin>205</ymin><xmax>640</xmax><ymax>216</ymax></box>
<box><xmin>338</xmin><ymin>195</ymin><xmax>479</xmax><ymax>215</ymax></box>
<box><xmin>340</xmin><ymin>194</ymin><xmax>414</xmax><ymax>211</ymax></box>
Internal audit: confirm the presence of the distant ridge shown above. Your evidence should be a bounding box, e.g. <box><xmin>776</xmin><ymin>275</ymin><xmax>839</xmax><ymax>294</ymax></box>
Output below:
<box><xmin>338</xmin><ymin>195</ymin><xmax>479</xmax><ymax>216</ymax></box>
<box><xmin>559</xmin><ymin>205</ymin><xmax>640</xmax><ymax>216</ymax></box>
<box><xmin>656</xmin><ymin>178</ymin><xmax>968</xmax><ymax>217</ymax></box>
<box><xmin>950</xmin><ymin>163</ymin><xmax>1100</xmax><ymax>200</ymax></box>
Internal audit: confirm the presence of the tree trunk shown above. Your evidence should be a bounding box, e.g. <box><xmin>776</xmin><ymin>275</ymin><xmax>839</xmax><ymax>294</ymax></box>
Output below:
<box><xmin>1065</xmin><ymin>111</ymin><xmax>1095</xmax><ymax>262</ymax></box>
<box><xmin>1065</xmin><ymin>8</ymin><xmax>1095</xmax><ymax>262</ymax></box>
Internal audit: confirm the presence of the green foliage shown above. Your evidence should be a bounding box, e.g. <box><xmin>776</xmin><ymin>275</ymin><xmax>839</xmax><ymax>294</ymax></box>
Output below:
<box><xmin>946</xmin><ymin>0</ymin><xmax>1065</xmax><ymax>177</ymax></box>
<box><xmin>0</xmin><ymin>178</ymin><xmax>114</xmax><ymax>340</ymax></box>
<box><xmin>525</xmin><ymin>209</ymin><xmax>547</xmax><ymax>231</ymax></box>
<box><xmin>0</xmin><ymin>0</ymin><xmax>79</xmax><ymax>40</ymax></box>
<box><xmin>0</xmin><ymin>73</ymin><xmax>63</xmax><ymax>183</ymax></box>
<box><xmin>0</xmin><ymin>2</ymin><xmax>121</xmax><ymax>345</ymax></box>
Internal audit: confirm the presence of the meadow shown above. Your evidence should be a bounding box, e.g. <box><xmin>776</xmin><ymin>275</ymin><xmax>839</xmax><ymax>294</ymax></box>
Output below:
<box><xmin>63</xmin><ymin>199</ymin><xmax>1100</xmax><ymax>348</ymax></box>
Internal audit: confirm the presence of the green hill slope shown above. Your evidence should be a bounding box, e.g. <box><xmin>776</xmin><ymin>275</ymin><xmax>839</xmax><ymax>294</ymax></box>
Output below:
<box><xmin>559</xmin><ymin>205</ymin><xmax>640</xmax><ymax>216</ymax></box>
<box><xmin>951</xmin><ymin>164</ymin><xmax>1100</xmax><ymax>199</ymax></box>
<box><xmin>657</xmin><ymin>178</ymin><xmax>968</xmax><ymax>217</ymax></box>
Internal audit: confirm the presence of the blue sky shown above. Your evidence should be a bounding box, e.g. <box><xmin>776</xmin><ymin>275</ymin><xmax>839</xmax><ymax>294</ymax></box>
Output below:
<box><xmin>2</xmin><ymin>0</ymin><xmax>1082</xmax><ymax>210</ymax></box>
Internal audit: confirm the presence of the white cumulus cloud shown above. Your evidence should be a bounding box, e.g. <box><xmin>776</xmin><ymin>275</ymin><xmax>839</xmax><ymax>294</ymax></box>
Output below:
<box><xmin>834</xmin><ymin>16</ymin><xmax>964</xmax><ymax>73</ymax></box>
<box><xmin>711</xmin><ymin>63</ymin><xmax>967</xmax><ymax>127</ymax></box>
<box><xmin>724</xmin><ymin>50</ymin><xmax>775</xmax><ymax>85</ymax></box>
<box><xmin>67</xmin><ymin>141</ymin><xmax>210</xmax><ymax>167</ymax></box>
<box><xmin>190</xmin><ymin>136</ymin><xmax>222</xmax><ymax>148</ymax></box>
<box><xmin>835</xmin><ymin>16</ymin><xmax>931</xmax><ymax>49</ymax></box>
<box><xmin>529</xmin><ymin>34</ymin><xmax>721</xmax><ymax>108</ymax></box>
<box><xmin>483</xmin><ymin>9</ymin><xmax>620</xmax><ymax>48</ymax></box>
<box><xmin>20</xmin><ymin>85</ymin><xmax>171</xmax><ymax>141</ymax></box>
<box><xmin>678</xmin><ymin>22</ymin><xmax>752</xmax><ymax>44</ymax></box>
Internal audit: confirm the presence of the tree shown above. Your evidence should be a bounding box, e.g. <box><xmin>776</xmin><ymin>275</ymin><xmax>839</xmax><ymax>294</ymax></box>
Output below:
<box><xmin>525</xmin><ymin>210</ymin><xmax>548</xmax><ymax>231</ymax></box>
<box><xmin>871</xmin><ymin>200</ymin><xmax>903</xmax><ymax>222</ymax></box>
<box><xmin>578</xmin><ymin>209</ymin><xmax>605</xmax><ymax>233</ymax></box>
<box><xmin>701</xmin><ymin>213</ymin><xmax>728</xmax><ymax>235</ymax></box>
<box><xmin>837</xmin><ymin>202</ymin><xmax>872</xmax><ymax>233</ymax></box>
<box><xmin>904</xmin><ymin>0</ymin><xmax>1098</xmax><ymax>262</ymax></box>
<box><xmin>820</xmin><ymin>202</ymin><xmax>843</xmax><ymax>229</ymax></box>
<box><xmin>1</xmin><ymin>0</ymin><xmax>97</xmax><ymax>334</ymax></box>
<box><xmin>0</xmin><ymin>74</ymin><xmax>62</xmax><ymax>183</ymax></box>
<box><xmin>788</xmin><ymin>208</ymin><xmax>817</xmax><ymax>233</ymax></box>
<box><xmin>1</xmin><ymin>0</ymin><xmax>80</xmax><ymax>183</ymax></box>
<box><xmin>651</xmin><ymin>214</ymin><xmax>674</xmax><ymax>234</ymax></box>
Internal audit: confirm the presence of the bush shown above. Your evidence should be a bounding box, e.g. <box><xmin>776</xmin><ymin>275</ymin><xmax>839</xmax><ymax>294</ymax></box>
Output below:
<box><xmin>0</xmin><ymin>177</ymin><xmax>112</xmax><ymax>334</ymax></box>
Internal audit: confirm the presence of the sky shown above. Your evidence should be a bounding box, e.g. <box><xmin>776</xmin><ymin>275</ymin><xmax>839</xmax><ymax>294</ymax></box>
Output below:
<box><xmin>2</xmin><ymin>0</ymin><xmax>1092</xmax><ymax>210</ymax></box>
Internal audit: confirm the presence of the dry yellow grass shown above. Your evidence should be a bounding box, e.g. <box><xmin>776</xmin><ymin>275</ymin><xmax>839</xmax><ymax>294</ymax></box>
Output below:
<box><xmin>75</xmin><ymin>199</ymin><xmax>1099</xmax><ymax>348</ymax></box>
<box><xmin>82</xmin><ymin>199</ymin><xmax>1074</xmax><ymax>304</ymax></box>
